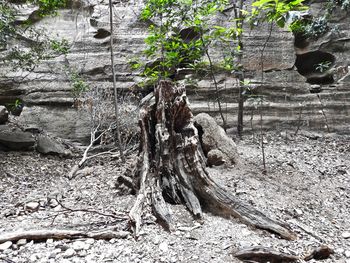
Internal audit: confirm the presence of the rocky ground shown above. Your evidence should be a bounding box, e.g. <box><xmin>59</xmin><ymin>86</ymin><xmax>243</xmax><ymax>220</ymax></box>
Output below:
<box><xmin>0</xmin><ymin>130</ymin><xmax>349</xmax><ymax>263</ymax></box>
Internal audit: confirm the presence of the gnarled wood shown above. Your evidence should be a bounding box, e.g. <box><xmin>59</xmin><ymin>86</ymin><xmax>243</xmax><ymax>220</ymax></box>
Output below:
<box><xmin>233</xmin><ymin>246</ymin><xmax>299</xmax><ymax>263</ymax></box>
<box><xmin>129</xmin><ymin>80</ymin><xmax>296</xmax><ymax>240</ymax></box>
<box><xmin>0</xmin><ymin>229</ymin><xmax>129</xmax><ymax>244</ymax></box>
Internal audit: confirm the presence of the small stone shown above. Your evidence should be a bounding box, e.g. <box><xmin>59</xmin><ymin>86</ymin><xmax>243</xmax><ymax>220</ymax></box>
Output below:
<box><xmin>295</xmin><ymin>208</ymin><xmax>303</xmax><ymax>216</ymax></box>
<box><xmin>46</xmin><ymin>238</ymin><xmax>54</xmax><ymax>245</ymax></box>
<box><xmin>109</xmin><ymin>238</ymin><xmax>116</xmax><ymax>244</ymax></box>
<box><xmin>63</xmin><ymin>248</ymin><xmax>75</xmax><ymax>258</ymax></box>
<box><xmin>85</xmin><ymin>238</ymin><xmax>95</xmax><ymax>245</ymax></box>
<box><xmin>345</xmin><ymin>251</ymin><xmax>350</xmax><ymax>258</ymax></box>
<box><xmin>30</xmin><ymin>254</ymin><xmax>38</xmax><ymax>262</ymax></box>
<box><xmin>0</xmin><ymin>241</ymin><xmax>12</xmax><ymax>251</ymax></box>
<box><xmin>159</xmin><ymin>242</ymin><xmax>168</xmax><ymax>252</ymax></box>
<box><xmin>25</xmin><ymin>202</ymin><xmax>40</xmax><ymax>211</ymax></box>
<box><xmin>342</xmin><ymin>231</ymin><xmax>350</xmax><ymax>239</ymax></box>
<box><xmin>16</xmin><ymin>239</ymin><xmax>27</xmax><ymax>246</ymax></box>
<box><xmin>72</xmin><ymin>240</ymin><xmax>87</xmax><ymax>251</ymax></box>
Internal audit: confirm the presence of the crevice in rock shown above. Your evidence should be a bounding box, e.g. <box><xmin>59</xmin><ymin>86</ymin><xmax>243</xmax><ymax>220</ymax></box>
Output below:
<box><xmin>179</xmin><ymin>27</ymin><xmax>201</xmax><ymax>43</ymax></box>
<box><xmin>294</xmin><ymin>50</ymin><xmax>336</xmax><ymax>85</ymax></box>
<box><xmin>93</xmin><ymin>29</ymin><xmax>111</xmax><ymax>39</ymax></box>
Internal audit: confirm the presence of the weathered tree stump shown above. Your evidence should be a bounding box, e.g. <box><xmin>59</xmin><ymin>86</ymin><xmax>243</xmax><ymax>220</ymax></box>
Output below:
<box><xmin>129</xmin><ymin>80</ymin><xmax>295</xmax><ymax>240</ymax></box>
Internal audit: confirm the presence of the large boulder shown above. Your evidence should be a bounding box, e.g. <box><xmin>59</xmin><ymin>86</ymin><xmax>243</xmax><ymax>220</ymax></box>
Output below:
<box><xmin>36</xmin><ymin>134</ymin><xmax>72</xmax><ymax>157</ymax></box>
<box><xmin>0</xmin><ymin>106</ymin><xmax>8</xmax><ymax>124</ymax></box>
<box><xmin>0</xmin><ymin>125</ymin><xmax>35</xmax><ymax>151</ymax></box>
<box><xmin>194</xmin><ymin>113</ymin><xmax>238</xmax><ymax>166</ymax></box>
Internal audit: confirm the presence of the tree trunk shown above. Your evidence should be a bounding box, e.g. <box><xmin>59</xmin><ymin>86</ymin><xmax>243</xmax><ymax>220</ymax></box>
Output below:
<box><xmin>129</xmin><ymin>80</ymin><xmax>295</xmax><ymax>240</ymax></box>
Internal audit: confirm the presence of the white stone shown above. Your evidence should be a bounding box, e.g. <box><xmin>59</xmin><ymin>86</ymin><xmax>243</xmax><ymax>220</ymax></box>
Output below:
<box><xmin>295</xmin><ymin>208</ymin><xmax>303</xmax><ymax>215</ymax></box>
<box><xmin>159</xmin><ymin>241</ymin><xmax>168</xmax><ymax>252</ymax></box>
<box><xmin>342</xmin><ymin>231</ymin><xmax>350</xmax><ymax>239</ymax></box>
<box><xmin>0</xmin><ymin>241</ymin><xmax>12</xmax><ymax>251</ymax></box>
<box><xmin>63</xmin><ymin>248</ymin><xmax>75</xmax><ymax>258</ymax></box>
<box><xmin>25</xmin><ymin>202</ymin><xmax>40</xmax><ymax>211</ymax></box>
<box><xmin>72</xmin><ymin>240</ymin><xmax>88</xmax><ymax>251</ymax></box>
<box><xmin>16</xmin><ymin>239</ymin><xmax>27</xmax><ymax>246</ymax></box>
<box><xmin>345</xmin><ymin>250</ymin><xmax>350</xmax><ymax>258</ymax></box>
<box><xmin>30</xmin><ymin>254</ymin><xmax>38</xmax><ymax>262</ymax></box>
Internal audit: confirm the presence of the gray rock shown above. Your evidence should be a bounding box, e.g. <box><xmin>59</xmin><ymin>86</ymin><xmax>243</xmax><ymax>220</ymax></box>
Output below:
<box><xmin>345</xmin><ymin>251</ymin><xmax>350</xmax><ymax>258</ymax></box>
<box><xmin>0</xmin><ymin>106</ymin><xmax>8</xmax><ymax>124</ymax></box>
<box><xmin>342</xmin><ymin>231</ymin><xmax>350</xmax><ymax>239</ymax></box>
<box><xmin>25</xmin><ymin>201</ymin><xmax>40</xmax><ymax>211</ymax></box>
<box><xmin>0</xmin><ymin>126</ymin><xmax>35</xmax><ymax>151</ymax></box>
<box><xmin>72</xmin><ymin>240</ymin><xmax>88</xmax><ymax>251</ymax></box>
<box><xmin>16</xmin><ymin>239</ymin><xmax>27</xmax><ymax>246</ymax></box>
<box><xmin>62</xmin><ymin>248</ymin><xmax>75</xmax><ymax>258</ymax></box>
<box><xmin>159</xmin><ymin>242</ymin><xmax>168</xmax><ymax>253</ymax></box>
<box><xmin>36</xmin><ymin>134</ymin><xmax>71</xmax><ymax>157</ymax></box>
<box><xmin>0</xmin><ymin>241</ymin><xmax>12</xmax><ymax>251</ymax></box>
<box><xmin>194</xmin><ymin>113</ymin><xmax>238</xmax><ymax>166</ymax></box>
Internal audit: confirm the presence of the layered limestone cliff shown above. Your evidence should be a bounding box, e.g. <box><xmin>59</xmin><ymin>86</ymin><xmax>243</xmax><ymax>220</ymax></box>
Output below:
<box><xmin>0</xmin><ymin>0</ymin><xmax>349</xmax><ymax>142</ymax></box>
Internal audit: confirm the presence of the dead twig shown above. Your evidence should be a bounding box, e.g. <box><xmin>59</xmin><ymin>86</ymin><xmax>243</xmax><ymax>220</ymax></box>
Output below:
<box><xmin>49</xmin><ymin>198</ymin><xmax>128</xmax><ymax>225</ymax></box>
<box><xmin>0</xmin><ymin>229</ymin><xmax>129</xmax><ymax>244</ymax></box>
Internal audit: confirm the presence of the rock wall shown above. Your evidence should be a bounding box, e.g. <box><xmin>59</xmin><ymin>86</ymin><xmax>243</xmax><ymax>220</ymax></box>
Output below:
<box><xmin>0</xmin><ymin>0</ymin><xmax>349</xmax><ymax>142</ymax></box>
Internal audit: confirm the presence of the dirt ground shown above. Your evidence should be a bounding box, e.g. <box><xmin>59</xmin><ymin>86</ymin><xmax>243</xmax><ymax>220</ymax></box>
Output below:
<box><xmin>0</xmin><ymin>131</ymin><xmax>349</xmax><ymax>263</ymax></box>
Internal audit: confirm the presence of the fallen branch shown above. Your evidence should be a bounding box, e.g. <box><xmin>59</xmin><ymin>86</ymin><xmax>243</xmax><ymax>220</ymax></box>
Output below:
<box><xmin>232</xmin><ymin>246</ymin><xmax>299</xmax><ymax>263</ymax></box>
<box><xmin>0</xmin><ymin>229</ymin><xmax>129</xmax><ymax>244</ymax></box>
<box><xmin>49</xmin><ymin>198</ymin><xmax>128</xmax><ymax>225</ymax></box>
<box><xmin>304</xmin><ymin>245</ymin><xmax>334</xmax><ymax>261</ymax></box>
<box><xmin>68</xmin><ymin>124</ymin><xmax>107</xmax><ymax>179</ymax></box>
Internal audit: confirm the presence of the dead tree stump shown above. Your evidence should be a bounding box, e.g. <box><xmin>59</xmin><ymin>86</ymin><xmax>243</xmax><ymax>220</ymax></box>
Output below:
<box><xmin>129</xmin><ymin>80</ymin><xmax>295</xmax><ymax>240</ymax></box>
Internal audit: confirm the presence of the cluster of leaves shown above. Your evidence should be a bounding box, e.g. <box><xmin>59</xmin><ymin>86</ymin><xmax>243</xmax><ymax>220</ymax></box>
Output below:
<box><xmin>250</xmin><ymin>0</ymin><xmax>308</xmax><ymax>28</ymax></box>
<box><xmin>6</xmin><ymin>98</ymin><xmax>23</xmax><ymax>116</ymax></box>
<box><xmin>1</xmin><ymin>0</ymin><xmax>68</xmax><ymax>72</ymax></box>
<box><xmin>135</xmin><ymin>0</ymin><xmax>230</xmax><ymax>83</ymax></box>
<box><xmin>70</xmin><ymin>71</ymin><xmax>90</xmax><ymax>99</ymax></box>
<box><xmin>315</xmin><ymin>61</ymin><xmax>332</xmax><ymax>73</ymax></box>
<box><xmin>290</xmin><ymin>16</ymin><xmax>329</xmax><ymax>39</ymax></box>
<box><xmin>289</xmin><ymin>0</ymin><xmax>349</xmax><ymax>39</ymax></box>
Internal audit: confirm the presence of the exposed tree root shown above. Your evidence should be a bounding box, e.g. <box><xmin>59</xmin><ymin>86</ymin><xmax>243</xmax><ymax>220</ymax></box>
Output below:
<box><xmin>129</xmin><ymin>80</ymin><xmax>296</xmax><ymax>240</ymax></box>
<box><xmin>0</xmin><ymin>229</ymin><xmax>129</xmax><ymax>244</ymax></box>
<box><xmin>232</xmin><ymin>246</ymin><xmax>299</xmax><ymax>263</ymax></box>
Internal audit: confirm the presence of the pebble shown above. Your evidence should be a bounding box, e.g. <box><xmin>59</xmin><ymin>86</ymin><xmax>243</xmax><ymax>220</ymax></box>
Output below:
<box><xmin>16</xmin><ymin>239</ymin><xmax>27</xmax><ymax>246</ymax></box>
<box><xmin>342</xmin><ymin>231</ymin><xmax>350</xmax><ymax>239</ymax></box>
<box><xmin>72</xmin><ymin>240</ymin><xmax>88</xmax><ymax>251</ymax></box>
<box><xmin>159</xmin><ymin>241</ymin><xmax>168</xmax><ymax>252</ymax></box>
<box><xmin>30</xmin><ymin>254</ymin><xmax>38</xmax><ymax>262</ymax></box>
<box><xmin>25</xmin><ymin>202</ymin><xmax>40</xmax><ymax>211</ymax></box>
<box><xmin>0</xmin><ymin>241</ymin><xmax>13</xmax><ymax>251</ymax></box>
<box><xmin>62</xmin><ymin>248</ymin><xmax>75</xmax><ymax>258</ymax></box>
<box><xmin>295</xmin><ymin>208</ymin><xmax>303</xmax><ymax>216</ymax></box>
<box><xmin>345</xmin><ymin>251</ymin><xmax>350</xmax><ymax>258</ymax></box>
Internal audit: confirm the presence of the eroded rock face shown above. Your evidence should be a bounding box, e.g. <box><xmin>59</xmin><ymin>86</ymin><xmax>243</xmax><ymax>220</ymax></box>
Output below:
<box><xmin>194</xmin><ymin>113</ymin><xmax>238</xmax><ymax>166</ymax></box>
<box><xmin>0</xmin><ymin>106</ymin><xmax>8</xmax><ymax>124</ymax></box>
<box><xmin>0</xmin><ymin>0</ymin><xmax>349</xmax><ymax>142</ymax></box>
<box><xmin>0</xmin><ymin>126</ymin><xmax>35</xmax><ymax>151</ymax></box>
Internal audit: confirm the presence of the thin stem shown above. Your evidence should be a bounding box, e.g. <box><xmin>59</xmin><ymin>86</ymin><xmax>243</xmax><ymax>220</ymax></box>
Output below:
<box><xmin>109</xmin><ymin>0</ymin><xmax>125</xmax><ymax>162</ymax></box>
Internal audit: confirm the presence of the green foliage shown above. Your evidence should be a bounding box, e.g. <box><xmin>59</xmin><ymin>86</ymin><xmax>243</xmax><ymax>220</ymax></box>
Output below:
<box><xmin>0</xmin><ymin>0</ymin><xmax>68</xmax><ymax>72</ymax></box>
<box><xmin>50</xmin><ymin>38</ymin><xmax>70</xmax><ymax>54</ymax></box>
<box><xmin>289</xmin><ymin>16</ymin><xmax>329</xmax><ymax>38</ymax></box>
<box><xmin>315</xmin><ymin>61</ymin><xmax>332</xmax><ymax>73</ymax></box>
<box><xmin>139</xmin><ymin>0</ymin><xmax>229</xmax><ymax>82</ymax></box>
<box><xmin>70</xmin><ymin>72</ymin><xmax>90</xmax><ymax>98</ymax></box>
<box><xmin>250</xmin><ymin>0</ymin><xmax>308</xmax><ymax>28</ymax></box>
<box><xmin>6</xmin><ymin>99</ymin><xmax>23</xmax><ymax>116</ymax></box>
<box><xmin>30</xmin><ymin>0</ymin><xmax>67</xmax><ymax>17</ymax></box>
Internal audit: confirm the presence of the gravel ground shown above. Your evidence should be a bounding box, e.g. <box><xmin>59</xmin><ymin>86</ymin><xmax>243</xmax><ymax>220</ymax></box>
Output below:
<box><xmin>0</xmin><ymin>131</ymin><xmax>349</xmax><ymax>263</ymax></box>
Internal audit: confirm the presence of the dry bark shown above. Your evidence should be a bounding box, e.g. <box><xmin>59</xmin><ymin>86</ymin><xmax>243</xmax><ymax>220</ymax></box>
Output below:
<box><xmin>0</xmin><ymin>229</ymin><xmax>129</xmax><ymax>243</ymax></box>
<box><xmin>232</xmin><ymin>246</ymin><xmax>299</xmax><ymax>263</ymax></box>
<box><xmin>129</xmin><ymin>80</ymin><xmax>296</xmax><ymax>240</ymax></box>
